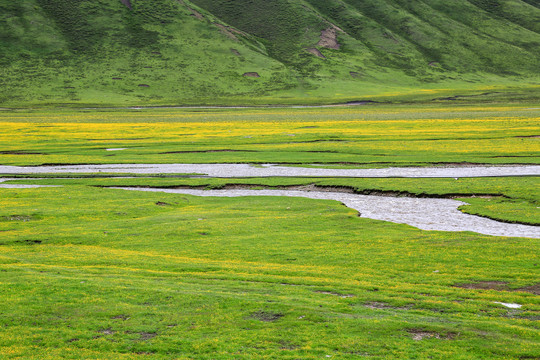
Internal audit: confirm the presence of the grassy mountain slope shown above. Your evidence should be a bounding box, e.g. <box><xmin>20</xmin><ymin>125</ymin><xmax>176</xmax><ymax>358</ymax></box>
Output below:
<box><xmin>1</xmin><ymin>0</ymin><xmax>540</xmax><ymax>106</ymax></box>
<box><xmin>0</xmin><ymin>0</ymin><xmax>297</xmax><ymax>106</ymax></box>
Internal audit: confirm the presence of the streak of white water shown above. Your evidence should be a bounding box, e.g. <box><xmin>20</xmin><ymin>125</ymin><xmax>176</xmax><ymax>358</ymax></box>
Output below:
<box><xmin>1</xmin><ymin>164</ymin><xmax>539</xmax><ymax>178</ymax></box>
<box><xmin>493</xmin><ymin>302</ymin><xmax>522</xmax><ymax>309</ymax></box>
<box><xmin>0</xmin><ymin>178</ymin><xmax>59</xmax><ymax>189</ymax></box>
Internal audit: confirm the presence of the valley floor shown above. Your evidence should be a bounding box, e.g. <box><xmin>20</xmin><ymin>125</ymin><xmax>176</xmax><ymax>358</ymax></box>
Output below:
<box><xmin>0</xmin><ymin>104</ymin><xmax>538</xmax><ymax>359</ymax></box>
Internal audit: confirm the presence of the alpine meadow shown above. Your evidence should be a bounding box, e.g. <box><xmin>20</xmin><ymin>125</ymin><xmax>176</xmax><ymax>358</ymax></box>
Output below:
<box><xmin>0</xmin><ymin>1</ymin><xmax>539</xmax><ymax>359</ymax></box>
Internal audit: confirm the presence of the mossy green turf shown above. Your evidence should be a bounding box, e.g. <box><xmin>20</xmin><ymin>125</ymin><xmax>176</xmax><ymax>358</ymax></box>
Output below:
<box><xmin>8</xmin><ymin>175</ymin><xmax>540</xmax><ymax>226</ymax></box>
<box><xmin>0</xmin><ymin>184</ymin><xmax>539</xmax><ymax>359</ymax></box>
<box><xmin>2</xmin><ymin>0</ymin><xmax>540</xmax><ymax>106</ymax></box>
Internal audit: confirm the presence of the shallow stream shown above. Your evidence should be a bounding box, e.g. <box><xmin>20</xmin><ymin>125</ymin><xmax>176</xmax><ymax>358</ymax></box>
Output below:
<box><xmin>1</xmin><ymin>164</ymin><xmax>539</xmax><ymax>178</ymax></box>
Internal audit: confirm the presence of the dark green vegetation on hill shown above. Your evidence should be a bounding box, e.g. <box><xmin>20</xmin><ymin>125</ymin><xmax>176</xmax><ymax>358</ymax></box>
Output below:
<box><xmin>1</xmin><ymin>0</ymin><xmax>540</xmax><ymax>106</ymax></box>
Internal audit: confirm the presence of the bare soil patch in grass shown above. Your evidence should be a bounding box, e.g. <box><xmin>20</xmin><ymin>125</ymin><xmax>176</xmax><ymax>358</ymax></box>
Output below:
<box><xmin>138</xmin><ymin>332</ymin><xmax>157</xmax><ymax>341</ymax></box>
<box><xmin>318</xmin><ymin>28</ymin><xmax>340</xmax><ymax>50</ymax></box>
<box><xmin>517</xmin><ymin>283</ymin><xmax>540</xmax><ymax>295</ymax></box>
<box><xmin>454</xmin><ymin>281</ymin><xmax>510</xmax><ymax>291</ymax></box>
<box><xmin>407</xmin><ymin>329</ymin><xmax>456</xmax><ymax>341</ymax></box>
<box><xmin>155</xmin><ymin>201</ymin><xmax>171</xmax><ymax>206</ymax></box>
<box><xmin>1</xmin><ymin>215</ymin><xmax>35</xmax><ymax>222</ymax></box>
<box><xmin>364</xmin><ymin>302</ymin><xmax>412</xmax><ymax>310</ymax></box>
<box><xmin>250</xmin><ymin>311</ymin><xmax>284</xmax><ymax>322</ymax></box>
<box><xmin>307</xmin><ymin>48</ymin><xmax>325</xmax><ymax>59</ymax></box>
<box><xmin>189</xmin><ymin>8</ymin><xmax>204</xmax><ymax>20</ymax></box>
<box><xmin>98</xmin><ymin>328</ymin><xmax>115</xmax><ymax>335</ymax></box>
<box><xmin>315</xmin><ymin>290</ymin><xmax>355</xmax><ymax>298</ymax></box>
<box><xmin>243</xmin><ymin>72</ymin><xmax>260</xmax><ymax>78</ymax></box>
<box><xmin>279</xmin><ymin>340</ymin><xmax>300</xmax><ymax>350</ymax></box>
<box><xmin>454</xmin><ymin>281</ymin><xmax>540</xmax><ymax>295</ymax></box>
<box><xmin>111</xmin><ymin>314</ymin><xmax>130</xmax><ymax>320</ymax></box>
<box><xmin>214</xmin><ymin>23</ymin><xmax>238</xmax><ymax>40</ymax></box>
<box><xmin>14</xmin><ymin>239</ymin><xmax>42</xmax><ymax>245</ymax></box>
<box><xmin>0</xmin><ymin>151</ymin><xmax>44</xmax><ymax>155</ymax></box>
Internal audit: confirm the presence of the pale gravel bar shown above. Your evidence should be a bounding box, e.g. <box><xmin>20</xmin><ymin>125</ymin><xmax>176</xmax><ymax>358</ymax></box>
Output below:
<box><xmin>1</xmin><ymin>164</ymin><xmax>539</xmax><ymax>177</ymax></box>
<box><xmin>113</xmin><ymin>187</ymin><xmax>540</xmax><ymax>239</ymax></box>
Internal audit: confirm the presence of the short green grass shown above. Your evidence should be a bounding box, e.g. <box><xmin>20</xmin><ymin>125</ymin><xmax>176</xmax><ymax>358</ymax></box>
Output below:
<box><xmin>0</xmin><ymin>185</ymin><xmax>538</xmax><ymax>359</ymax></box>
<box><xmin>8</xmin><ymin>175</ymin><xmax>539</xmax><ymax>225</ymax></box>
<box><xmin>0</xmin><ymin>104</ymin><xmax>538</xmax><ymax>358</ymax></box>
<box><xmin>0</xmin><ymin>104</ymin><xmax>538</xmax><ymax>166</ymax></box>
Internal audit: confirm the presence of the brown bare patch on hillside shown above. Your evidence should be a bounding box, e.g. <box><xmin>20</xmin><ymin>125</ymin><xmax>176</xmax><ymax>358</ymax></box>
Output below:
<box><xmin>307</xmin><ymin>48</ymin><xmax>326</xmax><ymax>59</ymax></box>
<box><xmin>318</xmin><ymin>28</ymin><xmax>340</xmax><ymax>50</ymax></box>
<box><xmin>189</xmin><ymin>8</ymin><xmax>204</xmax><ymax>20</ymax></box>
<box><xmin>214</xmin><ymin>23</ymin><xmax>238</xmax><ymax>41</ymax></box>
<box><xmin>228</xmin><ymin>27</ymin><xmax>249</xmax><ymax>37</ymax></box>
<box><xmin>243</xmin><ymin>72</ymin><xmax>260</xmax><ymax>78</ymax></box>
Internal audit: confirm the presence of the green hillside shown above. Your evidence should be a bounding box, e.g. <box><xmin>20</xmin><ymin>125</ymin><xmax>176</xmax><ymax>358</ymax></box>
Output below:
<box><xmin>1</xmin><ymin>0</ymin><xmax>540</xmax><ymax>106</ymax></box>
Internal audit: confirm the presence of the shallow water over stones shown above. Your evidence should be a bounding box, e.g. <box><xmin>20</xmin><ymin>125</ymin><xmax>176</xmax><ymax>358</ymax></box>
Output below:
<box><xmin>0</xmin><ymin>178</ymin><xmax>59</xmax><ymax>189</ymax></box>
<box><xmin>113</xmin><ymin>187</ymin><xmax>540</xmax><ymax>239</ymax></box>
<box><xmin>1</xmin><ymin>164</ymin><xmax>539</xmax><ymax>178</ymax></box>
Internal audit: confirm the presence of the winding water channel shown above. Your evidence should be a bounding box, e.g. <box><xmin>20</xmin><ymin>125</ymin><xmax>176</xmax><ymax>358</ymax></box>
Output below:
<box><xmin>1</xmin><ymin>164</ymin><xmax>539</xmax><ymax>177</ymax></box>
<box><xmin>1</xmin><ymin>164</ymin><xmax>538</xmax><ymax>238</ymax></box>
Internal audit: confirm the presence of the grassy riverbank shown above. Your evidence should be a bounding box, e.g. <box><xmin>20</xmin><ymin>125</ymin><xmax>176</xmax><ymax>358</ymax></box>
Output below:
<box><xmin>0</xmin><ymin>104</ymin><xmax>538</xmax><ymax>359</ymax></box>
<box><xmin>0</xmin><ymin>184</ymin><xmax>539</xmax><ymax>359</ymax></box>
<box><xmin>6</xmin><ymin>175</ymin><xmax>540</xmax><ymax>226</ymax></box>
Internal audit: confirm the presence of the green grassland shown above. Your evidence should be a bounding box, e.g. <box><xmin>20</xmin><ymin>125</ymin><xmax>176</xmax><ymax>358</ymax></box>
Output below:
<box><xmin>0</xmin><ymin>182</ymin><xmax>539</xmax><ymax>359</ymax></box>
<box><xmin>0</xmin><ymin>104</ymin><xmax>538</xmax><ymax>166</ymax></box>
<box><xmin>1</xmin><ymin>1</ymin><xmax>539</xmax><ymax>357</ymax></box>
<box><xmin>9</xmin><ymin>175</ymin><xmax>539</xmax><ymax>226</ymax></box>
<box><xmin>0</xmin><ymin>104</ymin><xmax>539</xmax><ymax>358</ymax></box>
<box><xmin>1</xmin><ymin>0</ymin><xmax>540</xmax><ymax>106</ymax></box>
